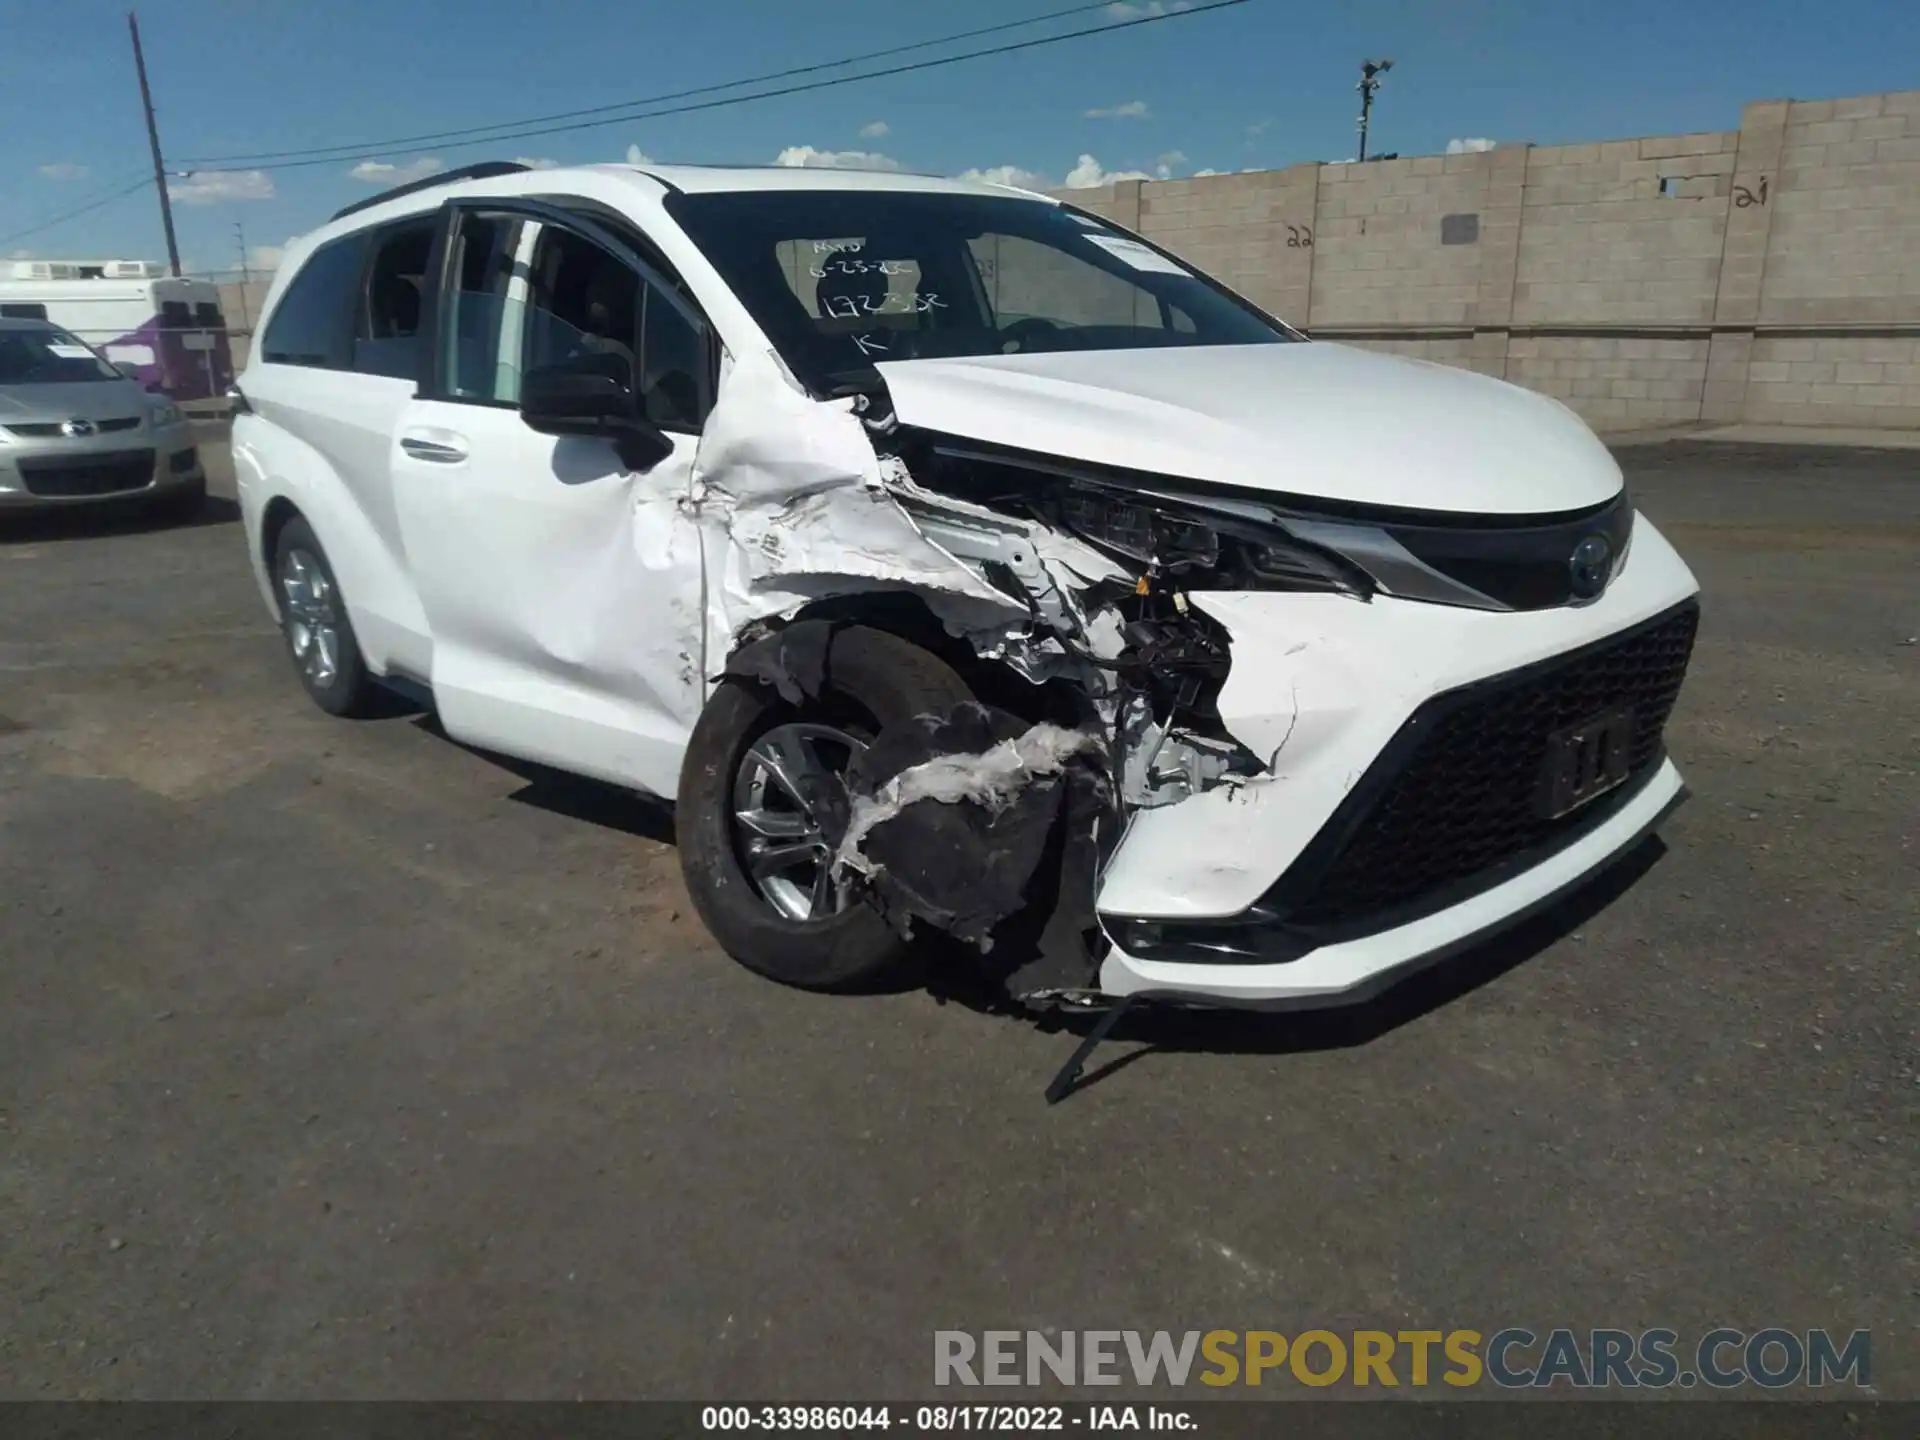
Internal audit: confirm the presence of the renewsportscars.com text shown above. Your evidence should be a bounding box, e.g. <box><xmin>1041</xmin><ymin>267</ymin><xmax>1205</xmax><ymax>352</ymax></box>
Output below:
<box><xmin>934</xmin><ymin>1328</ymin><xmax>1873</xmax><ymax>1390</ymax></box>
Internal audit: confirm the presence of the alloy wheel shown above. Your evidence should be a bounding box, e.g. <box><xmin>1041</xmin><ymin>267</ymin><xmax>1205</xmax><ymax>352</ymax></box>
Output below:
<box><xmin>729</xmin><ymin>721</ymin><xmax>866</xmax><ymax>922</ymax></box>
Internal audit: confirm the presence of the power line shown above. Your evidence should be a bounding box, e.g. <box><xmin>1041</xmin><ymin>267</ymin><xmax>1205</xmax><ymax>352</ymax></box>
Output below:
<box><xmin>183</xmin><ymin>0</ymin><xmax>1251</xmax><ymax>176</ymax></box>
<box><xmin>181</xmin><ymin>0</ymin><xmax>1124</xmax><ymax>168</ymax></box>
<box><xmin>0</xmin><ymin>175</ymin><xmax>154</xmax><ymax>250</ymax></box>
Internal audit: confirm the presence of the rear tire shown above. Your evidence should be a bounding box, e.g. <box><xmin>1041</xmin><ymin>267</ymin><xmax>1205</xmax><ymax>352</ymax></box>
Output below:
<box><xmin>272</xmin><ymin>515</ymin><xmax>381</xmax><ymax>718</ymax></box>
<box><xmin>677</xmin><ymin>625</ymin><xmax>976</xmax><ymax>991</ymax></box>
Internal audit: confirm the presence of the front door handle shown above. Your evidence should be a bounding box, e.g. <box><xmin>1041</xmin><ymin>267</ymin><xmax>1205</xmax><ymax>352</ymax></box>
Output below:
<box><xmin>399</xmin><ymin>432</ymin><xmax>468</xmax><ymax>464</ymax></box>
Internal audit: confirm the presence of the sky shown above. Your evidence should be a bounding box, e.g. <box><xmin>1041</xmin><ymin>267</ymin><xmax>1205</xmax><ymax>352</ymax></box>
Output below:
<box><xmin>3</xmin><ymin>0</ymin><xmax>1917</xmax><ymax>277</ymax></box>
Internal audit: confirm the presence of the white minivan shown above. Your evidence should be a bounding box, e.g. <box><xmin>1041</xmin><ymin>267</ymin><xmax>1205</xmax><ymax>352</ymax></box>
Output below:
<box><xmin>231</xmin><ymin>159</ymin><xmax>1700</xmax><ymax>1015</ymax></box>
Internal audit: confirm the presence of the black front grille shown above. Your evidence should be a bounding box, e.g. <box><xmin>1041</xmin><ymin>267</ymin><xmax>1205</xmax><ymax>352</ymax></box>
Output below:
<box><xmin>1272</xmin><ymin>600</ymin><xmax>1699</xmax><ymax>930</ymax></box>
<box><xmin>1380</xmin><ymin>490</ymin><xmax>1637</xmax><ymax>611</ymax></box>
<box><xmin>17</xmin><ymin>448</ymin><xmax>156</xmax><ymax>498</ymax></box>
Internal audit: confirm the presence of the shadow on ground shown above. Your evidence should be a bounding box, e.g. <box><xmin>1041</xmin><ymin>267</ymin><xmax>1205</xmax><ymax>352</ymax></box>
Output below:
<box><xmin>409</xmin><ymin>711</ymin><xmax>679</xmax><ymax>846</ymax></box>
<box><xmin>0</xmin><ymin>494</ymin><xmax>240</xmax><ymax>543</ymax></box>
<box><xmin>1023</xmin><ymin>836</ymin><xmax>1669</xmax><ymax>1096</ymax></box>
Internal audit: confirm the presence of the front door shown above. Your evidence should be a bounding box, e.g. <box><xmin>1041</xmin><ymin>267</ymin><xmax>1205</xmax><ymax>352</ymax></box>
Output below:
<box><xmin>391</xmin><ymin>200</ymin><xmax>716</xmax><ymax>799</ymax></box>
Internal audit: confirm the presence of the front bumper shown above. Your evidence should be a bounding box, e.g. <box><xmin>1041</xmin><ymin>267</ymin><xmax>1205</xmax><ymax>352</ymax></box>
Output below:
<box><xmin>1093</xmin><ymin>512</ymin><xmax>1701</xmax><ymax>1008</ymax></box>
<box><xmin>1100</xmin><ymin>757</ymin><xmax>1687</xmax><ymax>1007</ymax></box>
<box><xmin>0</xmin><ymin>426</ymin><xmax>204</xmax><ymax>510</ymax></box>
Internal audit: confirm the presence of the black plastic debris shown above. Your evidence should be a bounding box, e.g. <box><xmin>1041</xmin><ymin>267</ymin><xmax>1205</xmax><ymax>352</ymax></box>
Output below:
<box><xmin>841</xmin><ymin>702</ymin><xmax>1109</xmax><ymax>977</ymax></box>
<box><xmin>719</xmin><ymin>618</ymin><xmax>839</xmax><ymax>706</ymax></box>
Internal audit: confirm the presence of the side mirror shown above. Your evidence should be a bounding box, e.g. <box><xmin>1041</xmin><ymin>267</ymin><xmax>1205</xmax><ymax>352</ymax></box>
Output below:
<box><xmin>112</xmin><ymin>361</ymin><xmax>142</xmax><ymax>380</ymax></box>
<box><xmin>520</xmin><ymin>363</ymin><xmax>674</xmax><ymax>471</ymax></box>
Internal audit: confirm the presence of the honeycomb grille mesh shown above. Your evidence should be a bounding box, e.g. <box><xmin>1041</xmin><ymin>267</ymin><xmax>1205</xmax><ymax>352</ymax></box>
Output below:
<box><xmin>1286</xmin><ymin>602</ymin><xmax>1699</xmax><ymax>927</ymax></box>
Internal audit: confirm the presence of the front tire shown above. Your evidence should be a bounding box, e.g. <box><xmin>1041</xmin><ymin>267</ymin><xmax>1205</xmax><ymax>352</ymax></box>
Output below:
<box><xmin>677</xmin><ymin>625</ymin><xmax>975</xmax><ymax>992</ymax></box>
<box><xmin>272</xmin><ymin>515</ymin><xmax>380</xmax><ymax>718</ymax></box>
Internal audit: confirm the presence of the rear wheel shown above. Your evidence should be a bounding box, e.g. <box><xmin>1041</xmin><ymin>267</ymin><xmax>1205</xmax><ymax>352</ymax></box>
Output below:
<box><xmin>676</xmin><ymin>626</ymin><xmax>975</xmax><ymax>991</ymax></box>
<box><xmin>272</xmin><ymin>515</ymin><xmax>380</xmax><ymax>717</ymax></box>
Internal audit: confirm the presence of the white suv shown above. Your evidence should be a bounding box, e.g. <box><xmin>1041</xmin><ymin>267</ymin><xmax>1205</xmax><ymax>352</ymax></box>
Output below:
<box><xmin>232</xmin><ymin>159</ymin><xmax>1700</xmax><ymax>1012</ymax></box>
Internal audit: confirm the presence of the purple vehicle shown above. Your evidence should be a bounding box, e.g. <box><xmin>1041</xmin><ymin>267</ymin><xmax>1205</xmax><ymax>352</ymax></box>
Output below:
<box><xmin>0</xmin><ymin>260</ymin><xmax>235</xmax><ymax>401</ymax></box>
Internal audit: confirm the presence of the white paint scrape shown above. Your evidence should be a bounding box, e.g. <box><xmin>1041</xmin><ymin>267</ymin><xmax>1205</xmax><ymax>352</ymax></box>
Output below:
<box><xmin>834</xmin><ymin>722</ymin><xmax>1102</xmax><ymax>875</ymax></box>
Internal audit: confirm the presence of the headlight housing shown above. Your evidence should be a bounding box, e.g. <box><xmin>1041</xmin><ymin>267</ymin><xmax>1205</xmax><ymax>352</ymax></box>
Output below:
<box><xmin>149</xmin><ymin>400</ymin><xmax>183</xmax><ymax>429</ymax></box>
<box><xmin>1051</xmin><ymin>487</ymin><xmax>1372</xmax><ymax>597</ymax></box>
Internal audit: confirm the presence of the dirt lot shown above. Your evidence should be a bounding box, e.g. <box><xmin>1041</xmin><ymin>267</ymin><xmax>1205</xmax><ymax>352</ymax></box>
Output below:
<box><xmin>1</xmin><ymin>434</ymin><xmax>1914</xmax><ymax>1398</ymax></box>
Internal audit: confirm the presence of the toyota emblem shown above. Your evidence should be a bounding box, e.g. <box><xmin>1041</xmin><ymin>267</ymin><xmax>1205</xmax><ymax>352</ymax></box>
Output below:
<box><xmin>1569</xmin><ymin>534</ymin><xmax>1614</xmax><ymax>601</ymax></box>
<box><xmin>60</xmin><ymin>418</ymin><xmax>97</xmax><ymax>438</ymax></box>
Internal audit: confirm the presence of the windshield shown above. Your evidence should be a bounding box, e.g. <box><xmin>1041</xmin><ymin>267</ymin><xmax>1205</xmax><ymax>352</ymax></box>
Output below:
<box><xmin>665</xmin><ymin>190</ymin><xmax>1296</xmax><ymax>393</ymax></box>
<box><xmin>0</xmin><ymin>326</ymin><xmax>119</xmax><ymax>385</ymax></box>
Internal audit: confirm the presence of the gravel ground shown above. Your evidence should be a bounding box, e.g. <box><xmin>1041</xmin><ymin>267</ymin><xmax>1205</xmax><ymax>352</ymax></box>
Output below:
<box><xmin>0</xmin><ymin>435</ymin><xmax>1913</xmax><ymax>1398</ymax></box>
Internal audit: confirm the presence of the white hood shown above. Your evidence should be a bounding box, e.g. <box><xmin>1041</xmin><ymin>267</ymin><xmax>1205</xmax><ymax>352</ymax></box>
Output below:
<box><xmin>875</xmin><ymin>342</ymin><xmax>1623</xmax><ymax>516</ymax></box>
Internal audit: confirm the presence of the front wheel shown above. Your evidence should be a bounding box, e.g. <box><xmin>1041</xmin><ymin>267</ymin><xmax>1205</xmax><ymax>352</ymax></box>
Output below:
<box><xmin>676</xmin><ymin>625</ymin><xmax>975</xmax><ymax>991</ymax></box>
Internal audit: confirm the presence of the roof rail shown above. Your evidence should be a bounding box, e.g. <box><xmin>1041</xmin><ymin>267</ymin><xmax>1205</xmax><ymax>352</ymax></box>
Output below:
<box><xmin>330</xmin><ymin>160</ymin><xmax>530</xmax><ymax>223</ymax></box>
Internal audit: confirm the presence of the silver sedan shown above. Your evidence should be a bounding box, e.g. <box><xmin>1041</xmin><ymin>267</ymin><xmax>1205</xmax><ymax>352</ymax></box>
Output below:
<box><xmin>0</xmin><ymin>317</ymin><xmax>205</xmax><ymax>516</ymax></box>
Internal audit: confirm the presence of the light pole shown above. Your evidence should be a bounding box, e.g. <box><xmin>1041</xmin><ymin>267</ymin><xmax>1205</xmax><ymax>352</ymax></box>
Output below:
<box><xmin>1356</xmin><ymin>57</ymin><xmax>1393</xmax><ymax>163</ymax></box>
<box><xmin>128</xmin><ymin>10</ymin><xmax>182</xmax><ymax>276</ymax></box>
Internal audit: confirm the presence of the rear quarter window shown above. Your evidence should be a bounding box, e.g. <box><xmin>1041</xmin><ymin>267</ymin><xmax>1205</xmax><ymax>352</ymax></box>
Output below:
<box><xmin>261</xmin><ymin>234</ymin><xmax>368</xmax><ymax>368</ymax></box>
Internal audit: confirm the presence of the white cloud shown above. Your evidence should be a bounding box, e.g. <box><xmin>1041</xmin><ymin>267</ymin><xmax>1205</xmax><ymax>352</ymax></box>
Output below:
<box><xmin>1084</xmin><ymin>99</ymin><xmax>1150</xmax><ymax>120</ymax></box>
<box><xmin>38</xmin><ymin>162</ymin><xmax>90</xmax><ymax>181</ymax></box>
<box><xmin>1244</xmin><ymin>119</ymin><xmax>1272</xmax><ymax>139</ymax></box>
<box><xmin>957</xmin><ymin>164</ymin><xmax>1050</xmax><ymax>190</ymax></box>
<box><xmin>10</xmin><ymin>248</ymin><xmax>34</xmax><ymax>260</ymax></box>
<box><xmin>513</xmin><ymin>156</ymin><xmax>560</xmax><ymax>170</ymax></box>
<box><xmin>1446</xmin><ymin>137</ymin><xmax>1497</xmax><ymax>154</ymax></box>
<box><xmin>1192</xmin><ymin>167</ymin><xmax>1220</xmax><ymax>177</ymax></box>
<box><xmin>167</xmin><ymin>169</ymin><xmax>275</xmax><ymax>205</ymax></box>
<box><xmin>858</xmin><ymin>120</ymin><xmax>890</xmax><ymax>139</ymax></box>
<box><xmin>348</xmin><ymin>156</ymin><xmax>444</xmax><ymax>185</ymax></box>
<box><xmin>1064</xmin><ymin>154</ymin><xmax>1152</xmax><ymax>189</ymax></box>
<box><xmin>625</xmin><ymin>145</ymin><xmax>654</xmax><ymax>165</ymax></box>
<box><xmin>1106</xmin><ymin>1</ymin><xmax>1190</xmax><ymax>17</ymax></box>
<box><xmin>246</xmin><ymin>242</ymin><xmax>288</xmax><ymax>271</ymax></box>
<box><xmin>773</xmin><ymin>145</ymin><xmax>901</xmax><ymax>171</ymax></box>
<box><xmin>1154</xmin><ymin>149</ymin><xmax>1188</xmax><ymax>178</ymax></box>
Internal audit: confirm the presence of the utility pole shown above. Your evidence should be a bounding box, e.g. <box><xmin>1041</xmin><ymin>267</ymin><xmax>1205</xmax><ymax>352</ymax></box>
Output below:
<box><xmin>233</xmin><ymin>219</ymin><xmax>253</xmax><ymax>331</ymax></box>
<box><xmin>128</xmin><ymin>10</ymin><xmax>182</xmax><ymax>276</ymax></box>
<box><xmin>1356</xmin><ymin>57</ymin><xmax>1393</xmax><ymax>163</ymax></box>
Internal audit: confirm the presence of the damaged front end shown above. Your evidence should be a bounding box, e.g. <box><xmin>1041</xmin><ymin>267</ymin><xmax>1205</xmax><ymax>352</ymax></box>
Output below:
<box><xmin>691</xmin><ymin>352</ymin><xmax>1370</xmax><ymax>1007</ymax></box>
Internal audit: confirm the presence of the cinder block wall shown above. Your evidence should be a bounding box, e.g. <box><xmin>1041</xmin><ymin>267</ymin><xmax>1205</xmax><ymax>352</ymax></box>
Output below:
<box><xmin>1740</xmin><ymin>93</ymin><xmax>1920</xmax><ymax>424</ymax></box>
<box><xmin>1056</xmin><ymin>88</ymin><xmax>1920</xmax><ymax>430</ymax></box>
<box><xmin>1307</xmin><ymin>154</ymin><xmax>1491</xmax><ymax>329</ymax></box>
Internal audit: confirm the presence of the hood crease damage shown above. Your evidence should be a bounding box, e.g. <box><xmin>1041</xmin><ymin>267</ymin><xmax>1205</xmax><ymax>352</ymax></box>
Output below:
<box><xmin>671</xmin><ymin>349</ymin><xmax>1307</xmax><ymax>1000</ymax></box>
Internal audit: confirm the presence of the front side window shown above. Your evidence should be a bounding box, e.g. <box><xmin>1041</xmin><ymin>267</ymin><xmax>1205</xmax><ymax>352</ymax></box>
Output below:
<box><xmin>0</xmin><ymin>325</ymin><xmax>118</xmax><ymax>383</ymax></box>
<box><xmin>440</xmin><ymin>214</ymin><xmax>524</xmax><ymax>402</ymax></box>
<box><xmin>667</xmin><ymin>190</ymin><xmax>1291</xmax><ymax>394</ymax></box>
<box><xmin>439</xmin><ymin>213</ymin><xmax>708</xmax><ymax>431</ymax></box>
<box><xmin>262</xmin><ymin>233</ymin><xmax>367</xmax><ymax>368</ymax></box>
